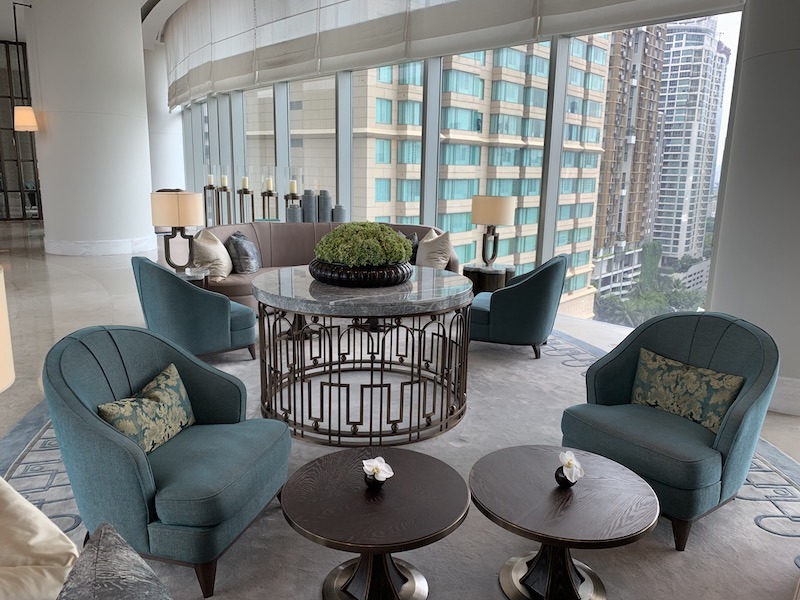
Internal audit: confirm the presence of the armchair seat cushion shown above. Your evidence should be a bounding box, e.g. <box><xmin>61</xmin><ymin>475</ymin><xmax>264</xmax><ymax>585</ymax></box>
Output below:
<box><xmin>470</xmin><ymin>292</ymin><xmax>491</xmax><ymax>325</ymax></box>
<box><xmin>230</xmin><ymin>301</ymin><xmax>256</xmax><ymax>332</ymax></box>
<box><xmin>148</xmin><ymin>419</ymin><xmax>291</xmax><ymax>527</ymax></box>
<box><xmin>561</xmin><ymin>403</ymin><xmax>721</xmax><ymax>490</ymax></box>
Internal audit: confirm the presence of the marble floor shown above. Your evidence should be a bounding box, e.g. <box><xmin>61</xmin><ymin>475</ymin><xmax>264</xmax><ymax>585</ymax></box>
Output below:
<box><xmin>2</xmin><ymin>220</ymin><xmax>799</xmax><ymax>463</ymax></box>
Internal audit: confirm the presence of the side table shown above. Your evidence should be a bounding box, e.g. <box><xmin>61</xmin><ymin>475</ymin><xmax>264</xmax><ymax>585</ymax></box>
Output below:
<box><xmin>281</xmin><ymin>447</ymin><xmax>470</xmax><ymax>600</ymax></box>
<box><xmin>177</xmin><ymin>266</ymin><xmax>210</xmax><ymax>289</ymax></box>
<box><xmin>470</xmin><ymin>445</ymin><xmax>659</xmax><ymax>600</ymax></box>
<box><xmin>463</xmin><ymin>264</ymin><xmax>516</xmax><ymax>294</ymax></box>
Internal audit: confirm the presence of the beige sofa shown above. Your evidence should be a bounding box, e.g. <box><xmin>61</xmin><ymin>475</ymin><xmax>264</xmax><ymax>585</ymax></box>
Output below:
<box><xmin>204</xmin><ymin>221</ymin><xmax>459</xmax><ymax>311</ymax></box>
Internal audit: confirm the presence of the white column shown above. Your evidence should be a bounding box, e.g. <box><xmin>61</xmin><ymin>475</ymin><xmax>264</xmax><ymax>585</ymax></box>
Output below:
<box><xmin>145</xmin><ymin>44</ymin><xmax>186</xmax><ymax>191</ymax></box>
<box><xmin>26</xmin><ymin>0</ymin><xmax>156</xmax><ymax>255</ymax></box>
<box><xmin>710</xmin><ymin>0</ymin><xmax>800</xmax><ymax>410</ymax></box>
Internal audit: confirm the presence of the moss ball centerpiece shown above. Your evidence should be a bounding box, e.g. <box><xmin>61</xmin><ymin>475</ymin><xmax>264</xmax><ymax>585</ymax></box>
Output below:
<box><xmin>309</xmin><ymin>222</ymin><xmax>414</xmax><ymax>287</ymax></box>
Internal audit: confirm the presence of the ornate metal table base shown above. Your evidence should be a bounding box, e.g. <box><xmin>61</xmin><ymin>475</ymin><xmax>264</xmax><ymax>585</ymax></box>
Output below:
<box><xmin>499</xmin><ymin>548</ymin><xmax>605</xmax><ymax>600</ymax></box>
<box><xmin>323</xmin><ymin>555</ymin><xmax>428</xmax><ymax>600</ymax></box>
<box><xmin>259</xmin><ymin>307</ymin><xmax>470</xmax><ymax>446</ymax></box>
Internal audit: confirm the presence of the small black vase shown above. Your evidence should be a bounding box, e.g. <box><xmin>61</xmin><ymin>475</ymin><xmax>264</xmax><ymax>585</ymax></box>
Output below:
<box><xmin>364</xmin><ymin>474</ymin><xmax>385</xmax><ymax>490</ymax></box>
<box><xmin>555</xmin><ymin>466</ymin><xmax>576</xmax><ymax>489</ymax></box>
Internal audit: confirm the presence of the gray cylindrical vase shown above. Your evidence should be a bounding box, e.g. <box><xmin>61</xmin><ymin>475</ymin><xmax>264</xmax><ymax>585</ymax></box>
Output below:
<box><xmin>318</xmin><ymin>190</ymin><xmax>332</xmax><ymax>223</ymax></box>
<box><xmin>332</xmin><ymin>204</ymin><xmax>347</xmax><ymax>223</ymax></box>
<box><xmin>301</xmin><ymin>189</ymin><xmax>318</xmax><ymax>223</ymax></box>
<box><xmin>286</xmin><ymin>204</ymin><xmax>303</xmax><ymax>223</ymax></box>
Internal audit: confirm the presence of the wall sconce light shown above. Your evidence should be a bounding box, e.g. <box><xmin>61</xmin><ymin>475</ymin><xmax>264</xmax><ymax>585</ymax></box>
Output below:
<box><xmin>0</xmin><ymin>265</ymin><xmax>15</xmax><ymax>393</ymax></box>
<box><xmin>151</xmin><ymin>190</ymin><xmax>205</xmax><ymax>272</ymax></box>
<box><xmin>471</xmin><ymin>196</ymin><xmax>517</xmax><ymax>267</ymax></box>
<box><xmin>12</xmin><ymin>2</ymin><xmax>38</xmax><ymax>133</ymax></box>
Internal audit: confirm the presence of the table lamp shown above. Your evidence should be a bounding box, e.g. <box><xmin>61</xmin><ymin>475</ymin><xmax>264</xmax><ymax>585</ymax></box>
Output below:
<box><xmin>151</xmin><ymin>190</ymin><xmax>205</xmax><ymax>272</ymax></box>
<box><xmin>471</xmin><ymin>196</ymin><xmax>516</xmax><ymax>267</ymax></box>
<box><xmin>1</xmin><ymin>265</ymin><xmax>14</xmax><ymax>393</ymax></box>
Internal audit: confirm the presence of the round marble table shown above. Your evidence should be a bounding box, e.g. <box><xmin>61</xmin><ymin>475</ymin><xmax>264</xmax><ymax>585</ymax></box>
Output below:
<box><xmin>252</xmin><ymin>265</ymin><xmax>473</xmax><ymax>445</ymax></box>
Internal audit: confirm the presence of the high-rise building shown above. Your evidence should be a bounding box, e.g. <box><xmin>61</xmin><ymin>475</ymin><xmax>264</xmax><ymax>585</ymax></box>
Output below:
<box><xmin>593</xmin><ymin>25</ymin><xmax>666</xmax><ymax>297</ymax></box>
<box><xmin>653</xmin><ymin>16</ymin><xmax>729</xmax><ymax>265</ymax></box>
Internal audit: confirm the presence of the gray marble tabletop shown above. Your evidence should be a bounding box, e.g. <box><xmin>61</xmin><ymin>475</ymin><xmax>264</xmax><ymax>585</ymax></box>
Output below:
<box><xmin>252</xmin><ymin>265</ymin><xmax>474</xmax><ymax>317</ymax></box>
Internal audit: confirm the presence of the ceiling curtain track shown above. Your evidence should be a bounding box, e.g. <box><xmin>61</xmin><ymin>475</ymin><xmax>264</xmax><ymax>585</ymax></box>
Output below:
<box><xmin>163</xmin><ymin>0</ymin><xmax>745</xmax><ymax>109</ymax></box>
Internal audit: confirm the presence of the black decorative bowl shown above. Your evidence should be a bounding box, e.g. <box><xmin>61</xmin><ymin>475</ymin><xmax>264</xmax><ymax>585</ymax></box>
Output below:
<box><xmin>309</xmin><ymin>258</ymin><xmax>413</xmax><ymax>288</ymax></box>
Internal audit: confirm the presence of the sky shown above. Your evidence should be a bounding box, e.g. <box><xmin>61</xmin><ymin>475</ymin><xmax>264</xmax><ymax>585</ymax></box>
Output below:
<box><xmin>714</xmin><ymin>11</ymin><xmax>743</xmax><ymax>180</ymax></box>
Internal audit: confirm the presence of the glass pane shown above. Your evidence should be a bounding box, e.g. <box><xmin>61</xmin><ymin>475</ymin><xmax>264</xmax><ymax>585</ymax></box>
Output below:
<box><xmin>558</xmin><ymin>32</ymin><xmax>610</xmax><ymax>317</ymax></box>
<box><xmin>592</xmin><ymin>15</ymin><xmax>740</xmax><ymax>326</ymax></box>
<box><xmin>438</xmin><ymin>44</ymin><xmax>547</xmax><ymax>274</ymax></box>
<box><xmin>351</xmin><ymin>65</ymin><xmax>422</xmax><ymax>223</ymax></box>
<box><xmin>289</xmin><ymin>76</ymin><xmax>337</xmax><ymax>201</ymax></box>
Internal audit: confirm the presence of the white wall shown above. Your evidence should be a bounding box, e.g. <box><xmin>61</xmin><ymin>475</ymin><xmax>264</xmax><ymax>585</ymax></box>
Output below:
<box><xmin>145</xmin><ymin>45</ymin><xmax>186</xmax><ymax>191</ymax></box>
<box><xmin>26</xmin><ymin>0</ymin><xmax>155</xmax><ymax>255</ymax></box>
<box><xmin>710</xmin><ymin>0</ymin><xmax>800</xmax><ymax>410</ymax></box>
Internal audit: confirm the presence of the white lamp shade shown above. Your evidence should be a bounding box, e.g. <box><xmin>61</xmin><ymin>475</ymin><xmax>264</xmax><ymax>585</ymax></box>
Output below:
<box><xmin>0</xmin><ymin>266</ymin><xmax>15</xmax><ymax>393</ymax></box>
<box><xmin>13</xmin><ymin>106</ymin><xmax>38</xmax><ymax>132</ymax></box>
<box><xmin>151</xmin><ymin>192</ymin><xmax>205</xmax><ymax>227</ymax></box>
<box><xmin>471</xmin><ymin>196</ymin><xmax>517</xmax><ymax>226</ymax></box>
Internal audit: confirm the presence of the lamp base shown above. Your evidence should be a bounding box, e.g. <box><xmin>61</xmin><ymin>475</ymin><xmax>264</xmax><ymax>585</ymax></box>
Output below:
<box><xmin>481</xmin><ymin>226</ymin><xmax>500</xmax><ymax>267</ymax></box>
<box><xmin>163</xmin><ymin>227</ymin><xmax>196</xmax><ymax>272</ymax></box>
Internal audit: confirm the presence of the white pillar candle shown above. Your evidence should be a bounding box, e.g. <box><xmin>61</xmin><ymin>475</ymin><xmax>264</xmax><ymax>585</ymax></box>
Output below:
<box><xmin>242</xmin><ymin>176</ymin><xmax>249</xmax><ymax>189</ymax></box>
<box><xmin>207</xmin><ymin>174</ymin><xmax>214</xmax><ymax>186</ymax></box>
<box><xmin>266</xmin><ymin>177</ymin><xmax>274</xmax><ymax>191</ymax></box>
<box><xmin>289</xmin><ymin>179</ymin><xmax>297</xmax><ymax>194</ymax></box>
<box><xmin>221</xmin><ymin>175</ymin><xmax>228</xmax><ymax>188</ymax></box>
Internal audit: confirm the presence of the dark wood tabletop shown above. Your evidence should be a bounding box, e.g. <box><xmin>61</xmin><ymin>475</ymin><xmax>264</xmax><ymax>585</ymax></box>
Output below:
<box><xmin>282</xmin><ymin>447</ymin><xmax>470</xmax><ymax>554</ymax></box>
<box><xmin>469</xmin><ymin>445</ymin><xmax>659</xmax><ymax>550</ymax></box>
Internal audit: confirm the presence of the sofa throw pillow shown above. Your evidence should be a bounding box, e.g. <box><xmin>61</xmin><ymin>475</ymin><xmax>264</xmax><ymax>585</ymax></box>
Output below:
<box><xmin>192</xmin><ymin>229</ymin><xmax>233</xmax><ymax>282</ymax></box>
<box><xmin>631</xmin><ymin>347</ymin><xmax>745</xmax><ymax>433</ymax></box>
<box><xmin>97</xmin><ymin>363</ymin><xmax>195</xmax><ymax>453</ymax></box>
<box><xmin>415</xmin><ymin>230</ymin><xmax>452</xmax><ymax>270</ymax></box>
<box><xmin>225</xmin><ymin>231</ymin><xmax>262</xmax><ymax>274</ymax></box>
<box><xmin>400</xmin><ymin>231</ymin><xmax>419</xmax><ymax>264</ymax></box>
<box><xmin>57</xmin><ymin>523</ymin><xmax>172</xmax><ymax>600</ymax></box>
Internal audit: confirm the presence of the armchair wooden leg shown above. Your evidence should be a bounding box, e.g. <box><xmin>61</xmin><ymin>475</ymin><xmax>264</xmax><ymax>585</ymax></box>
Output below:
<box><xmin>195</xmin><ymin>560</ymin><xmax>218</xmax><ymax>598</ymax></box>
<box><xmin>532</xmin><ymin>343</ymin><xmax>542</xmax><ymax>359</ymax></box>
<box><xmin>248</xmin><ymin>343</ymin><xmax>256</xmax><ymax>360</ymax></box>
<box><xmin>670</xmin><ymin>517</ymin><xmax>692</xmax><ymax>551</ymax></box>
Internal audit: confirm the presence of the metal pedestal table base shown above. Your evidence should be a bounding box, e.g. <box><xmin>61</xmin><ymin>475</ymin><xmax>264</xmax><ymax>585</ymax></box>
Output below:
<box><xmin>323</xmin><ymin>555</ymin><xmax>428</xmax><ymax>600</ymax></box>
<box><xmin>499</xmin><ymin>548</ymin><xmax>606</xmax><ymax>600</ymax></box>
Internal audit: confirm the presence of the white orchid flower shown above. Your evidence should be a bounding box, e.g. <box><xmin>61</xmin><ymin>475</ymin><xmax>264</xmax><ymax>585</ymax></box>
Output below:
<box><xmin>362</xmin><ymin>456</ymin><xmax>395</xmax><ymax>481</ymax></box>
<box><xmin>559</xmin><ymin>450</ymin><xmax>585</xmax><ymax>483</ymax></box>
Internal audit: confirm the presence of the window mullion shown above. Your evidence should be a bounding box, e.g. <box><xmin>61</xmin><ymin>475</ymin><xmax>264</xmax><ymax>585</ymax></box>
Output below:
<box><xmin>420</xmin><ymin>57</ymin><xmax>442</xmax><ymax>227</ymax></box>
<box><xmin>538</xmin><ymin>35</ymin><xmax>569</xmax><ymax>265</ymax></box>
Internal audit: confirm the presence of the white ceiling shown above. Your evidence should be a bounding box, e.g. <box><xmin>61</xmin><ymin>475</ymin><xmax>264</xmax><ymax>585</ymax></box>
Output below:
<box><xmin>0</xmin><ymin>0</ymin><xmax>186</xmax><ymax>50</ymax></box>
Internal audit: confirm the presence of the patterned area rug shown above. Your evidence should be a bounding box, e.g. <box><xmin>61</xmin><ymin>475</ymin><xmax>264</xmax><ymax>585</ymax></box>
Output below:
<box><xmin>3</xmin><ymin>332</ymin><xmax>800</xmax><ymax>599</ymax></box>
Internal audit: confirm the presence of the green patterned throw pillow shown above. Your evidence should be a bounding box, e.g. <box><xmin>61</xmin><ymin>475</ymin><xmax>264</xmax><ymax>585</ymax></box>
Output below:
<box><xmin>97</xmin><ymin>363</ymin><xmax>195</xmax><ymax>453</ymax></box>
<box><xmin>631</xmin><ymin>348</ymin><xmax>745</xmax><ymax>433</ymax></box>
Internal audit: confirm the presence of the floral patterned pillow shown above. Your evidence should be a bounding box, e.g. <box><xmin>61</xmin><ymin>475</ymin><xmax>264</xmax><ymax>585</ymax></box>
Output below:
<box><xmin>631</xmin><ymin>348</ymin><xmax>745</xmax><ymax>433</ymax></box>
<box><xmin>97</xmin><ymin>363</ymin><xmax>195</xmax><ymax>453</ymax></box>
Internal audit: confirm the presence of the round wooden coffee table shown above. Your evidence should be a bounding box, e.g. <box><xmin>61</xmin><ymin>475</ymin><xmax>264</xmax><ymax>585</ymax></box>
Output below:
<box><xmin>469</xmin><ymin>446</ymin><xmax>659</xmax><ymax>600</ymax></box>
<box><xmin>281</xmin><ymin>447</ymin><xmax>470</xmax><ymax>600</ymax></box>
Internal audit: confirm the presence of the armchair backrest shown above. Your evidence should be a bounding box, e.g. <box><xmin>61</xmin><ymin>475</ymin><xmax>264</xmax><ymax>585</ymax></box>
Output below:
<box><xmin>489</xmin><ymin>255</ymin><xmax>567</xmax><ymax>345</ymax></box>
<box><xmin>131</xmin><ymin>256</ymin><xmax>232</xmax><ymax>354</ymax></box>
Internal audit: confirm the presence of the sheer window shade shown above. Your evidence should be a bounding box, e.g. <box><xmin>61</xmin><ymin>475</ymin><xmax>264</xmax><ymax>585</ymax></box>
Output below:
<box><xmin>164</xmin><ymin>0</ymin><xmax>743</xmax><ymax>108</ymax></box>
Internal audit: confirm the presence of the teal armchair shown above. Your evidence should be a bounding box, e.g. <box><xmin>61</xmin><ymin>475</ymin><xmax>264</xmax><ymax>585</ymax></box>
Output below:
<box><xmin>132</xmin><ymin>256</ymin><xmax>256</xmax><ymax>359</ymax></box>
<box><xmin>561</xmin><ymin>312</ymin><xmax>779</xmax><ymax>550</ymax></box>
<box><xmin>470</xmin><ymin>255</ymin><xmax>567</xmax><ymax>358</ymax></box>
<box><xmin>43</xmin><ymin>326</ymin><xmax>292</xmax><ymax>597</ymax></box>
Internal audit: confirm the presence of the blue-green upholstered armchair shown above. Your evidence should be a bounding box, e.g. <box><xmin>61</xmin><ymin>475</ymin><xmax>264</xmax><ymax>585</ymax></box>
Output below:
<box><xmin>132</xmin><ymin>256</ymin><xmax>256</xmax><ymax>359</ymax></box>
<box><xmin>561</xmin><ymin>312</ymin><xmax>779</xmax><ymax>551</ymax></box>
<box><xmin>470</xmin><ymin>255</ymin><xmax>567</xmax><ymax>358</ymax></box>
<box><xmin>43</xmin><ymin>326</ymin><xmax>292</xmax><ymax>597</ymax></box>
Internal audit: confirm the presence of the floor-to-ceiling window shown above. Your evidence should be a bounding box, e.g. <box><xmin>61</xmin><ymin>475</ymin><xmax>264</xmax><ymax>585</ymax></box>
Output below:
<box><xmin>187</xmin><ymin>11</ymin><xmax>740</xmax><ymax>322</ymax></box>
